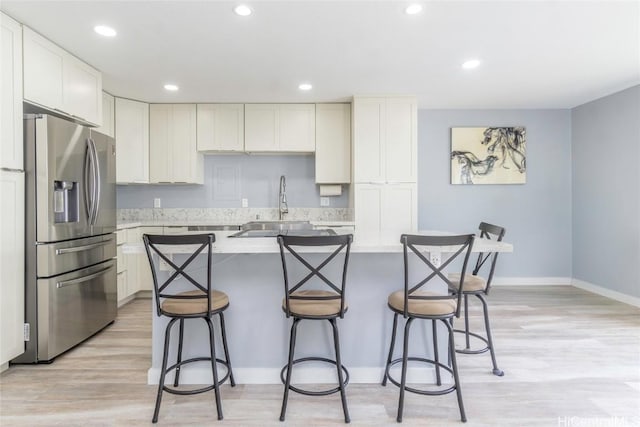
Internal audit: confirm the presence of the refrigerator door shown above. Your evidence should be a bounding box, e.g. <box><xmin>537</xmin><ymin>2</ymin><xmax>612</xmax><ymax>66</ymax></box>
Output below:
<box><xmin>27</xmin><ymin>115</ymin><xmax>92</xmax><ymax>243</ymax></box>
<box><xmin>89</xmin><ymin>129</ymin><xmax>116</xmax><ymax>236</ymax></box>
<box><xmin>36</xmin><ymin>234</ymin><xmax>116</xmax><ymax>278</ymax></box>
<box><xmin>36</xmin><ymin>259</ymin><xmax>117</xmax><ymax>361</ymax></box>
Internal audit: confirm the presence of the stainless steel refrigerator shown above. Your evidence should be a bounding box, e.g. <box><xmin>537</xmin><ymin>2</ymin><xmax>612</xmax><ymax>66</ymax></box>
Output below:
<box><xmin>14</xmin><ymin>114</ymin><xmax>117</xmax><ymax>364</ymax></box>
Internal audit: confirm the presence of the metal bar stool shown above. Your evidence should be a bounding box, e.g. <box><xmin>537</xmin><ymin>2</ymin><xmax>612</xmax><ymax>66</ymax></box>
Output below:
<box><xmin>277</xmin><ymin>234</ymin><xmax>353</xmax><ymax>423</ymax></box>
<box><xmin>449</xmin><ymin>222</ymin><xmax>506</xmax><ymax>376</ymax></box>
<box><xmin>143</xmin><ymin>233</ymin><xmax>235</xmax><ymax>423</ymax></box>
<box><xmin>382</xmin><ymin>234</ymin><xmax>474</xmax><ymax>423</ymax></box>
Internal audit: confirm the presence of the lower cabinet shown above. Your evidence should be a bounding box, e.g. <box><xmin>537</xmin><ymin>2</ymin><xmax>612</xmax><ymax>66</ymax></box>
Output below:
<box><xmin>137</xmin><ymin>227</ymin><xmax>162</xmax><ymax>291</ymax></box>
<box><xmin>354</xmin><ymin>183</ymin><xmax>417</xmax><ymax>242</ymax></box>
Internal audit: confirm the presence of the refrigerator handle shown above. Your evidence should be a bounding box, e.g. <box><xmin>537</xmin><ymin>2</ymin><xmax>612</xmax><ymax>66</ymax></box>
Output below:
<box><xmin>89</xmin><ymin>138</ymin><xmax>100</xmax><ymax>225</ymax></box>
<box><xmin>56</xmin><ymin>265</ymin><xmax>113</xmax><ymax>288</ymax></box>
<box><xmin>84</xmin><ymin>139</ymin><xmax>93</xmax><ymax>224</ymax></box>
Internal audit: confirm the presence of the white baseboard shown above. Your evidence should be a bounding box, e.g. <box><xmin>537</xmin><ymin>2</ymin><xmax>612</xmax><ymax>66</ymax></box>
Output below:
<box><xmin>147</xmin><ymin>366</ymin><xmax>442</xmax><ymax>385</ymax></box>
<box><xmin>492</xmin><ymin>277</ymin><xmax>572</xmax><ymax>286</ymax></box>
<box><xmin>572</xmin><ymin>278</ymin><xmax>640</xmax><ymax>308</ymax></box>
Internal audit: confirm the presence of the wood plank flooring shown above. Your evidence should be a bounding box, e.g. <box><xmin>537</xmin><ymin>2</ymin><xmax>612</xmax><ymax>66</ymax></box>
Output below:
<box><xmin>1</xmin><ymin>286</ymin><xmax>639</xmax><ymax>426</ymax></box>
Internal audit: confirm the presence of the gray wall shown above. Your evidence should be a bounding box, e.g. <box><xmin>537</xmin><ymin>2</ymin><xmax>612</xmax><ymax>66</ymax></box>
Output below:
<box><xmin>117</xmin><ymin>154</ymin><xmax>349</xmax><ymax>209</ymax></box>
<box><xmin>417</xmin><ymin>109</ymin><xmax>573</xmax><ymax>278</ymax></box>
<box><xmin>571</xmin><ymin>85</ymin><xmax>640</xmax><ymax>297</ymax></box>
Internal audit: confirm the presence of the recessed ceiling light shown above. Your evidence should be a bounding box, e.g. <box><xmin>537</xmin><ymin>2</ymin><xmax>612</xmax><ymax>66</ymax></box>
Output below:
<box><xmin>462</xmin><ymin>59</ymin><xmax>481</xmax><ymax>69</ymax></box>
<box><xmin>234</xmin><ymin>5</ymin><xmax>252</xmax><ymax>16</ymax></box>
<box><xmin>94</xmin><ymin>25</ymin><xmax>117</xmax><ymax>37</ymax></box>
<box><xmin>405</xmin><ymin>4</ymin><xmax>423</xmax><ymax>15</ymax></box>
<box><xmin>164</xmin><ymin>84</ymin><xmax>179</xmax><ymax>91</ymax></box>
<box><xmin>298</xmin><ymin>83</ymin><xmax>313</xmax><ymax>91</ymax></box>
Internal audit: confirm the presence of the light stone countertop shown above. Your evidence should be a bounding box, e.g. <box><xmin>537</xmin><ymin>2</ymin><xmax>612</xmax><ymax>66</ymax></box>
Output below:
<box><xmin>123</xmin><ymin>230</ymin><xmax>513</xmax><ymax>255</ymax></box>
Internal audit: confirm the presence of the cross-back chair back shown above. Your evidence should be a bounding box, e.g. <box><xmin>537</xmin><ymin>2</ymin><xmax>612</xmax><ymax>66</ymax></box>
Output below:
<box><xmin>277</xmin><ymin>234</ymin><xmax>353</xmax><ymax>319</ymax></box>
<box><xmin>401</xmin><ymin>233</ymin><xmax>475</xmax><ymax>318</ymax></box>
<box><xmin>143</xmin><ymin>233</ymin><xmax>216</xmax><ymax>318</ymax></box>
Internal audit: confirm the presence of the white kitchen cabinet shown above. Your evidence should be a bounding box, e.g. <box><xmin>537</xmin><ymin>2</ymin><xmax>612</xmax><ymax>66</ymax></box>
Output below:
<box><xmin>96</xmin><ymin>92</ymin><xmax>115</xmax><ymax>138</ymax></box>
<box><xmin>115</xmin><ymin>97</ymin><xmax>149</xmax><ymax>184</ymax></box>
<box><xmin>352</xmin><ymin>96</ymin><xmax>417</xmax><ymax>241</ymax></box>
<box><xmin>1</xmin><ymin>13</ymin><xmax>23</xmax><ymax>170</ymax></box>
<box><xmin>0</xmin><ymin>171</ymin><xmax>25</xmax><ymax>366</ymax></box>
<box><xmin>245</xmin><ymin>104</ymin><xmax>315</xmax><ymax>152</ymax></box>
<box><xmin>354</xmin><ymin>183</ymin><xmax>417</xmax><ymax>242</ymax></box>
<box><xmin>315</xmin><ymin>103</ymin><xmax>351</xmax><ymax>184</ymax></box>
<box><xmin>352</xmin><ymin>96</ymin><xmax>417</xmax><ymax>183</ymax></box>
<box><xmin>23</xmin><ymin>27</ymin><xmax>102</xmax><ymax>126</ymax></box>
<box><xmin>123</xmin><ymin>228</ymin><xmax>140</xmax><ymax>297</ymax></box>
<box><xmin>137</xmin><ymin>226</ymin><xmax>162</xmax><ymax>292</ymax></box>
<box><xmin>197</xmin><ymin>104</ymin><xmax>244</xmax><ymax>152</ymax></box>
<box><xmin>150</xmin><ymin>104</ymin><xmax>203</xmax><ymax>184</ymax></box>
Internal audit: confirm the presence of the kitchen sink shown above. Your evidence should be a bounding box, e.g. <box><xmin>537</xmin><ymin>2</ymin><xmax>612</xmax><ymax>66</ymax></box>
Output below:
<box><xmin>229</xmin><ymin>221</ymin><xmax>336</xmax><ymax>238</ymax></box>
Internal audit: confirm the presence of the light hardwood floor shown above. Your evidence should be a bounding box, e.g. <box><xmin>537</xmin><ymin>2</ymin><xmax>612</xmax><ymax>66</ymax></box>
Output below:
<box><xmin>1</xmin><ymin>286</ymin><xmax>639</xmax><ymax>426</ymax></box>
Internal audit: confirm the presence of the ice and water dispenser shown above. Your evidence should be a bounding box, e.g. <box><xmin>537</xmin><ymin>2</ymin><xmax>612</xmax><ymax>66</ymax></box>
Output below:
<box><xmin>53</xmin><ymin>180</ymin><xmax>79</xmax><ymax>223</ymax></box>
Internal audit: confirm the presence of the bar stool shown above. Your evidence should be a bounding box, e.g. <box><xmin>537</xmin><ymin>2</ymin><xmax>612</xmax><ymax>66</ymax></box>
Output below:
<box><xmin>449</xmin><ymin>222</ymin><xmax>506</xmax><ymax>376</ymax></box>
<box><xmin>382</xmin><ymin>234</ymin><xmax>474</xmax><ymax>423</ymax></box>
<box><xmin>277</xmin><ymin>234</ymin><xmax>353</xmax><ymax>423</ymax></box>
<box><xmin>143</xmin><ymin>233</ymin><xmax>235</xmax><ymax>423</ymax></box>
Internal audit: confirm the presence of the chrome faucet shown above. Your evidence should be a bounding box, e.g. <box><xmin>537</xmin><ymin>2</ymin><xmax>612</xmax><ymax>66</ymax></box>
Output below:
<box><xmin>279</xmin><ymin>175</ymin><xmax>288</xmax><ymax>220</ymax></box>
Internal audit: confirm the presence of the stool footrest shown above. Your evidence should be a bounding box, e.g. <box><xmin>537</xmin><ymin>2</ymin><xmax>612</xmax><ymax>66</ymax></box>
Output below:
<box><xmin>453</xmin><ymin>329</ymin><xmax>491</xmax><ymax>354</ymax></box>
<box><xmin>385</xmin><ymin>357</ymin><xmax>456</xmax><ymax>396</ymax></box>
<box><xmin>162</xmin><ymin>356</ymin><xmax>232</xmax><ymax>395</ymax></box>
<box><xmin>280</xmin><ymin>356</ymin><xmax>349</xmax><ymax>396</ymax></box>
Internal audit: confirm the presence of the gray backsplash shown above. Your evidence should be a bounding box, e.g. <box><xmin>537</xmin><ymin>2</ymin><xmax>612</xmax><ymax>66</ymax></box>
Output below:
<box><xmin>117</xmin><ymin>154</ymin><xmax>350</xmax><ymax>209</ymax></box>
<box><xmin>118</xmin><ymin>207</ymin><xmax>353</xmax><ymax>224</ymax></box>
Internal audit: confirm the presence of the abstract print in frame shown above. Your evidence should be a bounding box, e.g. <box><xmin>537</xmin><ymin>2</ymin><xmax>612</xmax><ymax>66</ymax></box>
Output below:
<box><xmin>450</xmin><ymin>127</ymin><xmax>526</xmax><ymax>185</ymax></box>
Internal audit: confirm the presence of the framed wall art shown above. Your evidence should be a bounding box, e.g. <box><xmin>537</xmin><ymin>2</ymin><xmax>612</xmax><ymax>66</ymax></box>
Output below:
<box><xmin>450</xmin><ymin>127</ymin><xmax>527</xmax><ymax>185</ymax></box>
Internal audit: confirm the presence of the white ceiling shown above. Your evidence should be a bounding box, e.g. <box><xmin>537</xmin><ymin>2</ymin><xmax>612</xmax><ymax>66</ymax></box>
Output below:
<box><xmin>2</xmin><ymin>1</ymin><xmax>639</xmax><ymax>109</ymax></box>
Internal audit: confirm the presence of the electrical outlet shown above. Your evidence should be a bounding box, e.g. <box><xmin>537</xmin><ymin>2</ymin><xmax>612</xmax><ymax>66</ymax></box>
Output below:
<box><xmin>320</xmin><ymin>197</ymin><xmax>330</xmax><ymax>207</ymax></box>
<box><xmin>153</xmin><ymin>198</ymin><xmax>161</xmax><ymax>208</ymax></box>
<box><xmin>429</xmin><ymin>251</ymin><xmax>441</xmax><ymax>266</ymax></box>
<box><xmin>241</xmin><ymin>198</ymin><xmax>248</xmax><ymax>208</ymax></box>
<box><xmin>159</xmin><ymin>254</ymin><xmax>172</xmax><ymax>271</ymax></box>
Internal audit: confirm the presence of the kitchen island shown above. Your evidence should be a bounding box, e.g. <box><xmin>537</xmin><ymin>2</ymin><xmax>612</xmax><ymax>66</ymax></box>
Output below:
<box><xmin>127</xmin><ymin>231</ymin><xmax>513</xmax><ymax>385</ymax></box>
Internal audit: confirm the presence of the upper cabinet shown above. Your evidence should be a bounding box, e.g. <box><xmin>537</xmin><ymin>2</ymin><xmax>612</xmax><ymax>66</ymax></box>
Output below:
<box><xmin>115</xmin><ymin>97</ymin><xmax>149</xmax><ymax>184</ymax></box>
<box><xmin>197</xmin><ymin>104</ymin><xmax>244</xmax><ymax>152</ymax></box>
<box><xmin>1</xmin><ymin>13</ymin><xmax>23</xmax><ymax>170</ymax></box>
<box><xmin>23</xmin><ymin>27</ymin><xmax>102</xmax><ymax>126</ymax></box>
<box><xmin>245</xmin><ymin>104</ymin><xmax>315</xmax><ymax>153</ymax></box>
<box><xmin>96</xmin><ymin>92</ymin><xmax>115</xmax><ymax>138</ymax></box>
<box><xmin>149</xmin><ymin>104</ymin><xmax>203</xmax><ymax>184</ymax></box>
<box><xmin>352</xmin><ymin>96</ymin><xmax>417</xmax><ymax>183</ymax></box>
<box><xmin>315</xmin><ymin>103</ymin><xmax>351</xmax><ymax>184</ymax></box>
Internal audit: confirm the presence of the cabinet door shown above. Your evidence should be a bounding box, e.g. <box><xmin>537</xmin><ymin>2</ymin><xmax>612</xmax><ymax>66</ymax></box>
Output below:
<box><xmin>23</xmin><ymin>27</ymin><xmax>64</xmax><ymax>112</ymax></box>
<box><xmin>150</xmin><ymin>104</ymin><xmax>201</xmax><ymax>184</ymax></box>
<box><xmin>96</xmin><ymin>92</ymin><xmax>114</xmax><ymax>137</ymax></box>
<box><xmin>382</xmin><ymin>183</ymin><xmax>418</xmax><ymax>238</ymax></box>
<box><xmin>244</xmin><ymin>104</ymin><xmax>278</xmax><ymax>151</ymax></box>
<box><xmin>352</xmin><ymin>97</ymin><xmax>385</xmax><ymax>182</ymax></box>
<box><xmin>354</xmin><ymin>184</ymin><xmax>383</xmax><ymax>242</ymax></box>
<box><xmin>115</xmin><ymin>97</ymin><xmax>149</xmax><ymax>183</ymax></box>
<box><xmin>0</xmin><ymin>171</ymin><xmax>25</xmax><ymax>364</ymax></box>
<box><xmin>385</xmin><ymin>97</ymin><xmax>417</xmax><ymax>183</ymax></box>
<box><xmin>149</xmin><ymin>104</ymin><xmax>171</xmax><ymax>183</ymax></box>
<box><xmin>138</xmin><ymin>227</ymin><xmax>162</xmax><ymax>291</ymax></box>
<box><xmin>125</xmin><ymin>228</ymin><xmax>139</xmax><ymax>296</ymax></box>
<box><xmin>197</xmin><ymin>104</ymin><xmax>244</xmax><ymax>152</ymax></box>
<box><xmin>279</xmin><ymin>104</ymin><xmax>315</xmax><ymax>152</ymax></box>
<box><xmin>315</xmin><ymin>104</ymin><xmax>351</xmax><ymax>184</ymax></box>
<box><xmin>1</xmin><ymin>13</ymin><xmax>23</xmax><ymax>170</ymax></box>
<box><xmin>62</xmin><ymin>56</ymin><xmax>102</xmax><ymax>125</ymax></box>
<box><xmin>170</xmin><ymin>104</ymin><xmax>200</xmax><ymax>183</ymax></box>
